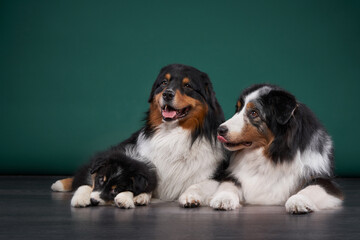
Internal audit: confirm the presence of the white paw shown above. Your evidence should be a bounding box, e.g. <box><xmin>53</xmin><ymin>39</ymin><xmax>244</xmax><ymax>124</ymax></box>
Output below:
<box><xmin>209</xmin><ymin>192</ymin><xmax>240</xmax><ymax>210</ymax></box>
<box><xmin>51</xmin><ymin>180</ymin><xmax>64</xmax><ymax>192</ymax></box>
<box><xmin>285</xmin><ymin>194</ymin><xmax>317</xmax><ymax>214</ymax></box>
<box><xmin>134</xmin><ymin>193</ymin><xmax>151</xmax><ymax>206</ymax></box>
<box><xmin>115</xmin><ymin>192</ymin><xmax>135</xmax><ymax>209</ymax></box>
<box><xmin>179</xmin><ymin>192</ymin><xmax>201</xmax><ymax>208</ymax></box>
<box><xmin>71</xmin><ymin>186</ymin><xmax>92</xmax><ymax>208</ymax></box>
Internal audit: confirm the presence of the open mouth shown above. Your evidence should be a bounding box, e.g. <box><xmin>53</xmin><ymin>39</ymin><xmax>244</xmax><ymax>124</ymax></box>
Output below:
<box><xmin>161</xmin><ymin>105</ymin><xmax>190</xmax><ymax>121</ymax></box>
<box><xmin>217</xmin><ymin>135</ymin><xmax>252</xmax><ymax>148</ymax></box>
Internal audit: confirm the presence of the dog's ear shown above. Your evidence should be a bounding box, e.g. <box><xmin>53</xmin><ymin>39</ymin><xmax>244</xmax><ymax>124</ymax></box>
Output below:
<box><xmin>148</xmin><ymin>83</ymin><xmax>156</xmax><ymax>103</ymax></box>
<box><xmin>131</xmin><ymin>174</ymin><xmax>148</xmax><ymax>194</ymax></box>
<box><xmin>267</xmin><ymin>90</ymin><xmax>297</xmax><ymax>125</ymax></box>
<box><xmin>202</xmin><ymin>73</ymin><xmax>217</xmax><ymax>110</ymax></box>
<box><xmin>148</xmin><ymin>66</ymin><xmax>168</xmax><ymax>103</ymax></box>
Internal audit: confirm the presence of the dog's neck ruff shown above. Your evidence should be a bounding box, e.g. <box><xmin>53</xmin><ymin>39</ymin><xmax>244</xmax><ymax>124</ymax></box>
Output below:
<box><xmin>137</xmin><ymin>124</ymin><xmax>223</xmax><ymax>200</ymax></box>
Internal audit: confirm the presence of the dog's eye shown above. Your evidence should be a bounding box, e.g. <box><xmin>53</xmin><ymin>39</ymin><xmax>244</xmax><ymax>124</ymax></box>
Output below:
<box><xmin>184</xmin><ymin>83</ymin><xmax>192</xmax><ymax>89</ymax></box>
<box><xmin>98</xmin><ymin>176</ymin><xmax>105</xmax><ymax>186</ymax></box>
<box><xmin>250</xmin><ymin>111</ymin><xmax>259</xmax><ymax>118</ymax></box>
<box><xmin>161</xmin><ymin>79</ymin><xmax>168</xmax><ymax>86</ymax></box>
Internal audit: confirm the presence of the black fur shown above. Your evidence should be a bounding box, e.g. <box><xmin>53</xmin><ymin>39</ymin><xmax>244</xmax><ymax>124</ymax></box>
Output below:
<box><xmin>72</xmin><ymin>149</ymin><xmax>157</xmax><ymax>203</ymax></box>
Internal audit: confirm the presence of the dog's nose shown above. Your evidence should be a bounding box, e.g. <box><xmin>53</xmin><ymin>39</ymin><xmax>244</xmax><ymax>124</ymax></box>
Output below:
<box><xmin>90</xmin><ymin>198</ymin><xmax>100</xmax><ymax>206</ymax></box>
<box><xmin>162</xmin><ymin>89</ymin><xmax>175</xmax><ymax>101</ymax></box>
<box><xmin>217</xmin><ymin>125</ymin><xmax>228</xmax><ymax>136</ymax></box>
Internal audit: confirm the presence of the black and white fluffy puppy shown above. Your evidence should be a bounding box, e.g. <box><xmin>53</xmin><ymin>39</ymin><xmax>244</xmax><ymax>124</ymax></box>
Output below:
<box><xmin>211</xmin><ymin>84</ymin><xmax>343</xmax><ymax>214</ymax></box>
<box><xmin>68</xmin><ymin>152</ymin><xmax>157</xmax><ymax>208</ymax></box>
<box><xmin>52</xmin><ymin>64</ymin><xmax>226</xmax><ymax>207</ymax></box>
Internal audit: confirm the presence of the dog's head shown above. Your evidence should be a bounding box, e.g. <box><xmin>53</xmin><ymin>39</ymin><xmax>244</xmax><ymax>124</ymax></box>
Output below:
<box><xmin>89</xmin><ymin>155</ymin><xmax>149</xmax><ymax>206</ymax></box>
<box><xmin>147</xmin><ymin>64</ymin><xmax>224</xmax><ymax>141</ymax></box>
<box><xmin>217</xmin><ymin>84</ymin><xmax>297</xmax><ymax>155</ymax></box>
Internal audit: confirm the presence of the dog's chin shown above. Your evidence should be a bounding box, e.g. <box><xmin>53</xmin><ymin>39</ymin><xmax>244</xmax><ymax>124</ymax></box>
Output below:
<box><xmin>161</xmin><ymin>104</ymin><xmax>191</xmax><ymax>122</ymax></box>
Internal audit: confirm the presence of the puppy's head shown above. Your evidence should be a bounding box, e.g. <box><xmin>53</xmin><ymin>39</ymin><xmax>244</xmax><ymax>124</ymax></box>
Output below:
<box><xmin>147</xmin><ymin>64</ymin><xmax>223</xmax><ymax>134</ymax></box>
<box><xmin>89</xmin><ymin>157</ymin><xmax>148</xmax><ymax>206</ymax></box>
<box><xmin>217</xmin><ymin>84</ymin><xmax>297</xmax><ymax>154</ymax></box>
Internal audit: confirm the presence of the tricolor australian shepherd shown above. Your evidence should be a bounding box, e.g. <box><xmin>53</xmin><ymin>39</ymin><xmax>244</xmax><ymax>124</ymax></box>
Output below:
<box><xmin>52</xmin><ymin>64</ymin><xmax>226</xmax><ymax>208</ymax></box>
<box><xmin>210</xmin><ymin>84</ymin><xmax>343</xmax><ymax>214</ymax></box>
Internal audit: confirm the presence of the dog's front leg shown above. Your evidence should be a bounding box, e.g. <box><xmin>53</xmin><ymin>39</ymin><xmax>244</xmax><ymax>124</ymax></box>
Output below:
<box><xmin>71</xmin><ymin>185</ymin><xmax>92</xmax><ymax>207</ymax></box>
<box><xmin>179</xmin><ymin>179</ymin><xmax>219</xmax><ymax>208</ymax></box>
<box><xmin>285</xmin><ymin>180</ymin><xmax>343</xmax><ymax>214</ymax></box>
<box><xmin>209</xmin><ymin>181</ymin><xmax>242</xmax><ymax>210</ymax></box>
<box><xmin>134</xmin><ymin>192</ymin><xmax>152</xmax><ymax>206</ymax></box>
<box><xmin>115</xmin><ymin>191</ymin><xmax>135</xmax><ymax>209</ymax></box>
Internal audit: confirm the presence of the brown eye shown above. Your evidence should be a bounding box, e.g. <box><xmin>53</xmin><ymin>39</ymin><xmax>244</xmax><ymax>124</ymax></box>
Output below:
<box><xmin>250</xmin><ymin>110</ymin><xmax>258</xmax><ymax>118</ymax></box>
<box><xmin>184</xmin><ymin>83</ymin><xmax>191</xmax><ymax>89</ymax></box>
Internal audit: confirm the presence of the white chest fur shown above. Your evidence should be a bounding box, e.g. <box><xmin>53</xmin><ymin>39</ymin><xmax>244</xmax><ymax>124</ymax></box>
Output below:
<box><xmin>137</xmin><ymin>124</ymin><xmax>223</xmax><ymax>201</ymax></box>
<box><xmin>230</xmin><ymin>148</ymin><xmax>303</xmax><ymax>205</ymax></box>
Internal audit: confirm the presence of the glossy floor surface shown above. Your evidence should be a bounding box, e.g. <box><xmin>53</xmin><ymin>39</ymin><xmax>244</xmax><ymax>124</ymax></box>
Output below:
<box><xmin>1</xmin><ymin>177</ymin><xmax>359</xmax><ymax>240</ymax></box>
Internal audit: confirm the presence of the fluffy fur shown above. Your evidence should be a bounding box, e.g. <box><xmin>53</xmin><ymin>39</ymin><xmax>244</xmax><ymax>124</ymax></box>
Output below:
<box><xmin>52</xmin><ymin>64</ymin><xmax>226</xmax><ymax>206</ymax></box>
<box><xmin>212</xmin><ymin>84</ymin><xmax>343</xmax><ymax>214</ymax></box>
<box><xmin>56</xmin><ymin>151</ymin><xmax>157</xmax><ymax>208</ymax></box>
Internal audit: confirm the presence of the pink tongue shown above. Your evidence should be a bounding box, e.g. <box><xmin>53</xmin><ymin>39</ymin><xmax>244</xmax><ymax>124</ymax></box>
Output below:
<box><xmin>162</xmin><ymin>110</ymin><xmax>177</xmax><ymax>119</ymax></box>
<box><xmin>217</xmin><ymin>135</ymin><xmax>228</xmax><ymax>143</ymax></box>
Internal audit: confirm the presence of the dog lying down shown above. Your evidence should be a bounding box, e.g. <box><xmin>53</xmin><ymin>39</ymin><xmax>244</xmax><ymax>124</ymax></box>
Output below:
<box><xmin>52</xmin><ymin>151</ymin><xmax>157</xmax><ymax>208</ymax></box>
<box><xmin>212</xmin><ymin>84</ymin><xmax>343</xmax><ymax>213</ymax></box>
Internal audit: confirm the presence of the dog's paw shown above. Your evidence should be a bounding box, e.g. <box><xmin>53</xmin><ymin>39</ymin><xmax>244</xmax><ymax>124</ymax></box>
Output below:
<box><xmin>71</xmin><ymin>186</ymin><xmax>92</xmax><ymax>208</ymax></box>
<box><xmin>209</xmin><ymin>192</ymin><xmax>240</xmax><ymax>211</ymax></box>
<box><xmin>285</xmin><ymin>194</ymin><xmax>317</xmax><ymax>214</ymax></box>
<box><xmin>134</xmin><ymin>193</ymin><xmax>151</xmax><ymax>206</ymax></box>
<box><xmin>179</xmin><ymin>192</ymin><xmax>201</xmax><ymax>208</ymax></box>
<box><xmin>115</xmin><ymin>192</ymin><xmax>135</xmax><ymax>209</ymax></box>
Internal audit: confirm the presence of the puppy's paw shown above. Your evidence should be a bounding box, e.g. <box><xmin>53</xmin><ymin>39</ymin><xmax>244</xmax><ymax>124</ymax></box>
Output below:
<box><xmin>115</xmin><ymin>192</ymin><xmax>135</xmax><ymax>209</ymax></box>
<box><xmin>134</xmin><ymin>193</ymin><xmax>151</xmax><ymax>206</ymax></box>
<box><xmin>209</xmin><ymin>192</ymin><xmax>240</xmax><ymax>211</ymax></box>
<box><xmin>285</xmin><ymin>194</ymin><xmax>317</xmax><ymax>214</ymax></box>
<box><xmin>71</xmin><ymin>186</ymin><xmax>92</xmax><ymax>208</ymax></box>
<box><xmin>179</xmin><ymin>192</ymin><xmax>201</xmax><ymax>208</ymax></box>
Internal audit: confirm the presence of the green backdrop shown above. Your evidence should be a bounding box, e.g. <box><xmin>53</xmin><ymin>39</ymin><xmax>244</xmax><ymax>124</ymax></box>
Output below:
<box><xmin>1</xmin><ymin>0</ymin><xmax>359</xmax><ymax>176</ymax></box>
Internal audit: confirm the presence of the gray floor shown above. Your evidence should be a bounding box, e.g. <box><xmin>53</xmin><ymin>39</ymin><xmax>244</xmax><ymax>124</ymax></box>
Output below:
<box><xmin>0</xmin><ymin>177</ymin><xmax>359</xmax><ymax>240</ymax></box>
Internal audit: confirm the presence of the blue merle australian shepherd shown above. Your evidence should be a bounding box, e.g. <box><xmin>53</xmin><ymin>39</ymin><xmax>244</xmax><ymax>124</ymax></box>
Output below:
<box><xmin>208</xmin><ymin>84</ymin><xmax>343</xmax><ymax>214</ymax></box>
<box><xmin>51</xmin><ymin>64</ymin><xmax>227</xmax><ymax>208</ymax></box>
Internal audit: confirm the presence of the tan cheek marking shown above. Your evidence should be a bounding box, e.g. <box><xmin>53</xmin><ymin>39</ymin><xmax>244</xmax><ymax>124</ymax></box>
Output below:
<box><xmin>174</xmin><ymin>90</ymin><xmax>208</xmax><ymax>131</ymax></box>
<box><xmin>173</xmin><ymin>90</ymin><xmax>197</xmax><ymax>109</ymax></box>
<box><xmin>149</xmin><ymin>92</ymin><xmax>164</xmax><ymax>128</ymax></box>
<box><xmin>229</xmin><ymin>121</ymin><xmax>274</xmax><ymax>153</ymax></box>
<box><xmin>111</xmin><ymin>185</ymin><xmax>117</xmax><ymax>190</ymax></box>
<box><xmin>165</xmin><ymin>73</ymin><xmax>171</xmax><ymax>80</ymax></box>
<box><xmin>103</xmin><ymin>176</ymin><xmax>107</xmax><ymax>182</ymax></box>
